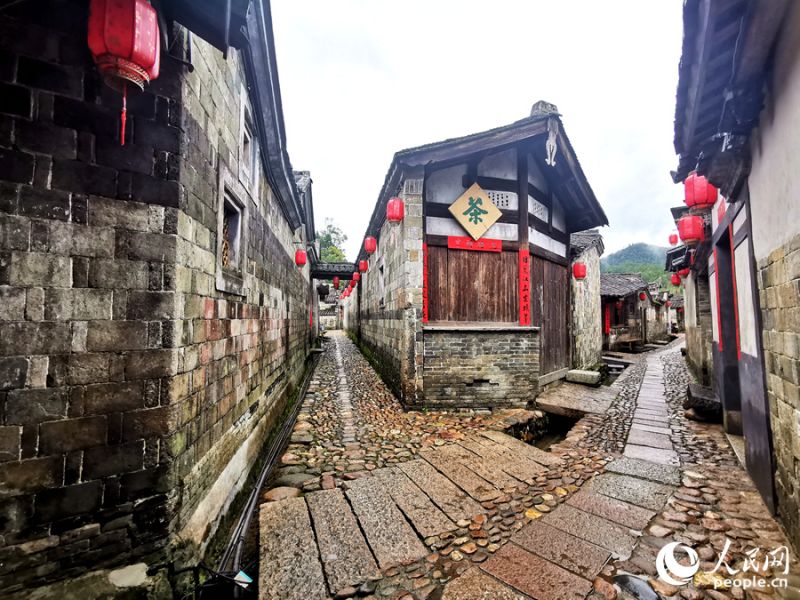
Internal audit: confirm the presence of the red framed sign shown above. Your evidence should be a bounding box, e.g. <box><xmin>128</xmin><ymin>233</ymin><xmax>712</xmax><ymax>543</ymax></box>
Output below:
<box><xmin>518</xmin><ymin>248</ymin><xmax>531</xmax><ymax>325</ymax></box>
<box><xmin>447</xmin><ymin>236</ymin><xmax>502</xmax><ymax>253</ymax></box>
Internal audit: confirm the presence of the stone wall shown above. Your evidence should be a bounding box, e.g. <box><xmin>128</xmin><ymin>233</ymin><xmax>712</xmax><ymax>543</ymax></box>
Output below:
<box><xmin>684</xmin><ymin>272</ymin><xmax>713</xmax><ymax>385</ymax></box>
<box><xmin>421</xmin><ymin>330</ymin><xmax>538</xmax><ymax>408</ymax></box>
<box><xmin>0</xmin><ymin>3</ymin><xmax>311</xmax><ymax>592</ymax></box>
<box><xmin>346</xmin><ymin>174</ymin><xmax>424</xmax><ymax>405</ymax></box>
<box><xmin>571</xmin><ymin>246</ymin><xmax>601</xmax><ymax>369</ymax></box>
<box><xmin>757</xmin><ymin>233</ymin><xmax>800</xmax><ymax>550</ymax></box>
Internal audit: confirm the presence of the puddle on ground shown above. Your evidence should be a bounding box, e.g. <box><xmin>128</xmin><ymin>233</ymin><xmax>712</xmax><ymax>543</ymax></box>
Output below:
<box><xmin>506</xmin><ymin>412</ymin><xmax>579</xmax><ymax>450</ymax></box>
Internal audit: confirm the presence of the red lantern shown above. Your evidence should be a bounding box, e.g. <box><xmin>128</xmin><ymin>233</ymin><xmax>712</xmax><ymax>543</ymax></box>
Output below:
<box><xmin>671</xmin><ymin>273</ymin><xmax>681</xmax><ymax>286</ymax></box>
<box><xmin>639</xmin><ymin>292</ymin><xmax>647</xmax><ymax>301</ymax></box>
<box><xmin>387</xmin><ymin>198</ymin><xmax>405</xmax><ymax>223</ymax></box>
<box><xmin>333</xmin><ymin>276</ymin><xmax>340</xmax><ymax>289</ymax></box>
<box><xmin>678</xmin><ymin>268</ymin><xmax>690</xmax><ymax>278</ymax></box>
<box><xmin>294</xmin><ymin>249</ymin><xmax>307</xmax><ymax>267</ymax></box>
<box><xmin>669</xmin><ymin>233</ymin><xmax>678</xmax><ymax>246</ymax></box>
<box><xmin>572</xmin><ymin>262</ymin><xmax>587</xmax><ymax>280</ymax></box>
<box><xmin>88</xmin><ymin>0</ymin><xmax>161</xmax><ymax>145</ymax></box>
<box><xmin>677</xmin><ymin>215</ymin><xmax>705</xmax><ymax>246</ymax></box>
<box><xmin>615</xmin><ymin>300</ymin><xmax>623</xmax><ymax>309</ymax></box>
<box><xmin>677</xmin><ymin>307</ymin><xmax>684</xmax><ymax>313</ymax></box>
<box><xmin>684</xmin><ymin>172</ymin><xmax>718</xmax><ymax>209</ymax></box>
<box><xmin>353</xmin><ymin>272</ymin><xmax>361</xmax><ymax>282</ymax></box>
<box><xmin>364</xmin><ymin>236</ymin><xmax>377</xmax><ymax>255</ymax></box>
<box><xmin>359</xmin><ymin>260</ymin><xmax>368</xmax><ymax>273</ymax></box>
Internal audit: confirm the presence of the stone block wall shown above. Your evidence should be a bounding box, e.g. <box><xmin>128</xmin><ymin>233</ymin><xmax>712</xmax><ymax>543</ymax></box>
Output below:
<box><xmin>0</xmin><ymin>3</ymin><xmax>311</xmax><ymax>592</ymax></box>
<box><xmin>421</xmin><ymin>330</ymin><xmax>538</xmax><ymax>408</ymax></box>
<box><xmin>757</xmin><ymin>232</ymin><xmax>800</xmax><ymax>549</ymax></box>
<box><xmin>346</xmin><ymin>174</ymin><xmax>424</xmax><ymax>405</ymax></box>
<box><xmin>571</xmin><ymin>246</ymin><xmax>601</xmax><ymax>369</ymax></box>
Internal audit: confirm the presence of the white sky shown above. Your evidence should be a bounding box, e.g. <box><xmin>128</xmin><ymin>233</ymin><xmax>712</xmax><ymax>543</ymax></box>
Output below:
<box><xmin>272</xmin><ymin>1</ymin><xmax>684</xmax><ymax>261</ymax></box>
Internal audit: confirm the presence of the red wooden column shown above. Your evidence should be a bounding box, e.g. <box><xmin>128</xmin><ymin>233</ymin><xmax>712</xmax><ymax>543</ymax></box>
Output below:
<box><xmin>517</xmin><ymin>147</ymin><xmax>530</xmax><ymax>325</ymax></box>
<box><xmin>422</xmin><ymin>242</ymin><xmax>429</xmax><ymax>323</ymax></box>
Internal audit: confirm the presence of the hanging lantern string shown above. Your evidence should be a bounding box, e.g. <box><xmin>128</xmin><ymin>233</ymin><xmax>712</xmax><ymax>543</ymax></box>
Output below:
<box><xmin>120</xmin><ymin>82</ymin><xmax>127</xmax><ymax>146</ymax></box>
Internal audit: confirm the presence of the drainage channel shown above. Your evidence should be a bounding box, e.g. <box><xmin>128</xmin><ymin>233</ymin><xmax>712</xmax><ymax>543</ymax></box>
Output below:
<box><xmin>209</xmin><ymin>348</ymin><xmax>323</xmax><ymax>597</ymax></box>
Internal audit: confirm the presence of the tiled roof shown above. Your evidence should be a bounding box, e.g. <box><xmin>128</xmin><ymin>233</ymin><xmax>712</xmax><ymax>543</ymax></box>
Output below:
<box><xmin>600</xmin><ymin>273</ymin><xmax>648</xmax><ymax>297</ymax></box>
<box><xmin>570</xmin><ymin>229</ymin><xmax>604</xmax><ymax>258</ymax></box>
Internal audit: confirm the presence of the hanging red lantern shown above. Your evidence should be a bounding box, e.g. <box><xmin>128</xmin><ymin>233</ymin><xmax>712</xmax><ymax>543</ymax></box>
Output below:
<box><xmin>88</xmin><ymin>0</ymin><xmax>161</xmax><ymax>146</ymax></box>
<box><xmin>677</xmin><ymin>307</ymin><xmax>684</xmax><ymax>313</ymax></box>
<box><xmin>572</xmin><ymin>262</ymin><xmax>587</xmax><ymax>280</ymax></box>
<box><xmin>294</xmin><ymin>249</ymin><xmax>307</xmax><ymax>267</ymax></box>
<box><xmin>639</xmin><ymin>292</ymin><xmax>647</xmax><ymax>301</ymax></box>
<box><xmin>669</xmin><ymin>233</ymin><xmax>678</xmax><ymax>246</ymax></box>
<box><xmin>615</xmin><ymin>299</ymin><xmax>623</xmax><ymax>309</ymax></box>
<box><xmin>364</xmin><ymin>236</ymin><xmax>377</xmax><ymax>255</ymax></box>
<box><xmin>684</xmin><ymin>172</ymin><xmax>718</xmax><ymax>209</ymax></box>
<box><xmin>678</xmin><ymin>268</ymin><xmax>690</xmax><ymax>278</ymax></box>
<box><xmin>387</xmin><ymin>197</ymin><xmax>405</xmax><ymax>223</ymax></box>
<box><xmin>670</xmin><ymin>273</ymin><xmax>681</xmax><ymax>286</ymax></box>
<box><xmin>359</xmin><ymin>260</ymin><xmax>368</xmax><ymax>273</ymax></box>
<box><xmin>677</xmin><ymin>215</ymin><xmax>705</xmax><ymax>246</ymax></box>
<box><xmin>352</xmin><ymin>272</ymin><xmax>361</xmax><ymax>282</ymax></box>
<box><xmin>333</xmin><ymin>276</ymin><xmax>340</xmax><ymax>289</ymax></box>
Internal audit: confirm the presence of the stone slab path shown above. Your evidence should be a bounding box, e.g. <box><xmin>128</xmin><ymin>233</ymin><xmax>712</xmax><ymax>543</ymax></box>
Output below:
<box><xmin>259</xmin><ymin>430</ymin><xmax>563</xmax><ymax>598</ymax></box>
<box><xmin>257</xmin><ymin>334</ymin><xmax>800</xmax><ymax>600</ymax></box>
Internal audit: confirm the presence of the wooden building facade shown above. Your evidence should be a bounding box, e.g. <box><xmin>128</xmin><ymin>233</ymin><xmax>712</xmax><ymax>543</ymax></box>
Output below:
<box><xmin>344</xmin><ymin>102</ymin><xmax>607</xmax><ymax>408</ymax></box>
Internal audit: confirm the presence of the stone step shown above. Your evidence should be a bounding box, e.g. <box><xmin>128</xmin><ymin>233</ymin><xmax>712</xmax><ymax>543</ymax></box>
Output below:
<box><xmin>587</xmin><ymin>473</ymin><xmax>673</xmax><ymax>511</ymax></box>
<box><xmin>398</xmin><ymin>459</ymin><xmax>484</xmax><ymax>522</ymax></box>
<box><xmin>371</xmin><ymin>467</ymin><xmax>457</xmax><ymax>538</ymax></box>
<box><xmin>565</xmin><ymin>489</ymin><xmax>656</xmax><ymax>531</ymax></box>
<box><xmin>259</xmin><ymin>498</ymin><xmax>328</xmax><ymax>600</ymax></box>
<box><xmin>305</xmin><ymin>489</ymin><xmax>380</xmax><ymax>595</ymax></box>
<box><xmin>511</xmin><ymin>520</ymin><xmax>610</xmax><ymax>579</ymax></box>
<box><xmin>419</xmin><ymin>448</ymin><xmax>501</xmax><ymax>503</ymax></box>
<box><xmin>479</xmin><ymin>430</ymin><xmax>562</xmax><ymax>467</ymax></box>
<box><xmin>541</xmin><ymin>503</ymin><xmax>638</xmax><ymax>559</ymax></box>
<box><xmin>344</xmin><ymin>475</ymin><xmax>428</xmax><ymax>569</ymax></box>
<box><xmin>482</xmin><ymin>541</ymin><xmax>593</xmax><ymax>600</ymax></box>
<box><xmin>458</xmin><ymin>437</ymin><xmax>544</xmax><ymax>483</ymax></box>
<box><xmin>435</xmin><ymin>443</ymin><xmax>523</xmax><ymax>490</ymax></box>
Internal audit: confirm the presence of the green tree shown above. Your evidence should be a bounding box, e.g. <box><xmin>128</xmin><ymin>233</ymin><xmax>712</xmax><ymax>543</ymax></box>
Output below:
<box><xmin>317</xmin><ymin>220</ymin><xmax>348</xmax><ymax>263</ymax></box>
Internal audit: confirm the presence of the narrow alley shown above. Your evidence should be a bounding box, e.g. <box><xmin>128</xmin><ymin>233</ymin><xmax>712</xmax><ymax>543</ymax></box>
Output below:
<box><xmin>255</xmin><ymin>333</ymin><xmax>800</xmax><ymax>600</ymax></box>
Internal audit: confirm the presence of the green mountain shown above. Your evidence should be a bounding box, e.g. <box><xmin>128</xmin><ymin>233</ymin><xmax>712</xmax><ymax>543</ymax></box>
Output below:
<box><xmin>601</xmin><ymin>243</ymin><xmax>672</xmax><ymax>288</ymax></box>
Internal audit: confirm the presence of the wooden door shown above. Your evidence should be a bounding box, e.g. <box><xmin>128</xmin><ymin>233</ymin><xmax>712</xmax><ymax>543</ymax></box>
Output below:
<box><xmin>531</xmin><ymin>256</ymin><xmax>570</xmax><ymax>375</ymax></box>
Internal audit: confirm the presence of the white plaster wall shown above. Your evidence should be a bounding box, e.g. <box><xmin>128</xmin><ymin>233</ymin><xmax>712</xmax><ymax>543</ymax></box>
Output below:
<box><xmin>427</xmin><ymin>164</ymin><xmax>467</xmax><ymax>205</ymax></box>
<box><xmin>748</xmin><ymin>1</ymin><xmax>800</xmax><ymax>262</ymax></box>
<box><xmin>478</xmin><ymin>148</ymin><xmax>517</xmax><ymax>179</ymax></box>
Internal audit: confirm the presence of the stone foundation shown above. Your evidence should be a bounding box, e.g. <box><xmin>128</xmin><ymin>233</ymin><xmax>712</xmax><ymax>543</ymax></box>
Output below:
<box><xmin>421</xmin><ymin>329</ymin><xmax>539</xmax><ymax>408</ymax></box>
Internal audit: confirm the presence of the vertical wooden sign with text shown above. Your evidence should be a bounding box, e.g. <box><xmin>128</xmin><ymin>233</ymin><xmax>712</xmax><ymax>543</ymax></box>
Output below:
<box><xmin>518</xmin><ymin>248</ymin><xmax>531</xmax><ymax>325</ymax></box>
<box><xmin>422</xmin><ymin>242</ymin><xmax>429</xmax><ymax>323</ymax></box>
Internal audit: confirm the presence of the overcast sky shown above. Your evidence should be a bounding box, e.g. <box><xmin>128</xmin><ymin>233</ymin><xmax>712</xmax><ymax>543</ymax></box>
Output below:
<box><xmin>272</xmin><ymin>1</ymin><xmax>683</xmax><ymax>261</ymax></box>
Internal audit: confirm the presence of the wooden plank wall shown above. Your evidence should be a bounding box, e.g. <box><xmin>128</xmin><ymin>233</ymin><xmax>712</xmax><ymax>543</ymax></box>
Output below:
<box><xmin>427</xmin><ymin>246</ymin><xmax>518</xmax><ymax>322</ymax></box>
<box><xmin>531</xmin><ymin>257</ymin><xmax>569</xmax><ymax>374</ymax></box>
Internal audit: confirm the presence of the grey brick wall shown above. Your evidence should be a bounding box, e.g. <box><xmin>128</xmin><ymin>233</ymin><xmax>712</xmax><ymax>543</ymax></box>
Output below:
<box><xmin>421</xmin><ymin>330</ymin><xmax>538</xmax><ymax>408</ymax></box>
<box><xmin>758</xmin><ymin>232</ymin><xmax>800</xmax><ymax>549</ymax></box>
<box><xmin>0</xmin><ymin>2</ymin><xmax>311</xmax><ymax>591</ymax></box>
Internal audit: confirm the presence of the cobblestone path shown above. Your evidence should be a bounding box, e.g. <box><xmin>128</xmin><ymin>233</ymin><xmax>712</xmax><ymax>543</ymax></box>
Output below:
<box><xmin>256</xmin><ymin>334</ymin><xmax>800</xmax><ymax>600</ymax></box>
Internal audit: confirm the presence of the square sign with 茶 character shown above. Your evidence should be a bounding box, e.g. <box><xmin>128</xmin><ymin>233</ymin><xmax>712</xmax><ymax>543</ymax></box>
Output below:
<box><xmin>448</xmin><ymin>182</ymin><xmax>502</xmax><ymax>240</ymax></box>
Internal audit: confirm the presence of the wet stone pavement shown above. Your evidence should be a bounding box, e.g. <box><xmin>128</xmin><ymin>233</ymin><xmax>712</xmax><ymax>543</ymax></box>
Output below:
<box><xmin>256</xmin><ymin>333</ymin><xmax>800</xmax><ymax>600</ymax></box>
